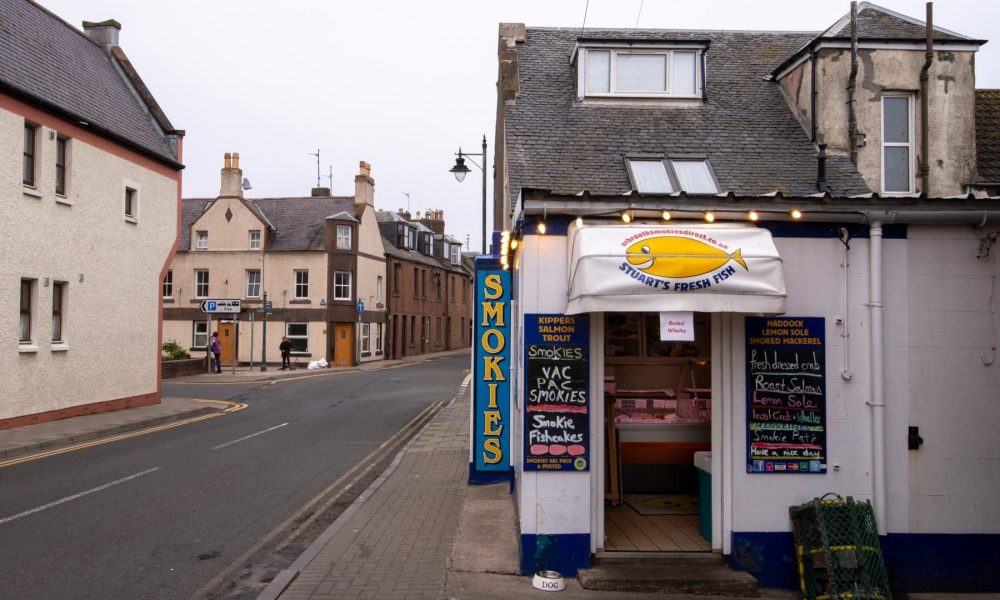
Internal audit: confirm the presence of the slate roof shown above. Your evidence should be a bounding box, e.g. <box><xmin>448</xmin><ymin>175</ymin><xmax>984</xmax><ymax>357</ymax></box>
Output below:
<box><xmin>976</xmin><ymin>90</ymin><xmax>1000</xmax><ymax>184</ymax></box>
<box><xmin>822</xmin><ymin>2</ymin><xmax>971</xmax><ymax>41</ymax></box>
<box><xmin>504</xmin><ymin>28</ymin><xmax>871</xmax><ymax>203</ymax></box>
<box><xmin>773</xmin><ymin>3</ymin><xmax>983</xmax><ymax>79</ymax></box>
<box><xmin>0</xmin><ymin>0</ymin><xmax>180</xmax><ymax>165</ymax></box>
<box><xmin>376</xmin><ymin>210</ymin><xmax>470</xmax><ymax>274</ymax></box>
<box><xmin>179</xmin><ymin>197</ymin><xmax>355</xmax><ymax>251</ymax></box>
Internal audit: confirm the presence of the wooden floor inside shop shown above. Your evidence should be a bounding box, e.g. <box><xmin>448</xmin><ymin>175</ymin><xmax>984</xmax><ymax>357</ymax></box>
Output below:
<box><xmin>605</xmin><ymin>503</ymin><xmax>711</xmax><ymax>552</ymax></box>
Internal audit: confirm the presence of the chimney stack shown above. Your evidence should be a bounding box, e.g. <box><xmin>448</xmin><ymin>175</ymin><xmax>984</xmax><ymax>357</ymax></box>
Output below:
<box><xmin>418</xmin><ymin>208</ymin><xmax>446</xmax><ymax>235</ymax></box>
<box><xmin>220</xmin><ymin>151</ymin><xmax>243</xmax><ymax>198</ymax></box>
<box><xmin>82</xmin><ymin>19</ymin><xmax>121</xmax><ymax>50</ymax></box>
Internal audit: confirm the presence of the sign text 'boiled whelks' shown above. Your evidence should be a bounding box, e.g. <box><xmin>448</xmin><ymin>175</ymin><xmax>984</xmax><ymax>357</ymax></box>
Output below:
<box><xmin>524</xmin><ymin>314</ymin><xmax>590</xmax><ymax>471</ymax></box>
<box><xmin>473</xmin><ymin>269</ymin><xmax>510</xmax><ymax>474</ymax></box>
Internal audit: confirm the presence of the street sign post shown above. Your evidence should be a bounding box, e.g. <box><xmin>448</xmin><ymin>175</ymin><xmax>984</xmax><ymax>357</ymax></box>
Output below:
<box><xmin>200</xmin><ymin>299</ymin><xmax>242</xmax><ymax>314</ymax></box>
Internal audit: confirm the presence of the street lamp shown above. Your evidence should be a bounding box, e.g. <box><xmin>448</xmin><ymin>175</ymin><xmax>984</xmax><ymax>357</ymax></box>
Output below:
<box><xmin>450</xmin><ymin>135</ymin><xmax>488</xmax><ymax>255</ymax></box>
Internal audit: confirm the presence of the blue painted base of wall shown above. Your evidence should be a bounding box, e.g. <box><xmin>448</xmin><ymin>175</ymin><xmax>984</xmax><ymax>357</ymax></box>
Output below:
<box><xmin>468</xmin><ymin>464</ymin><xmax>513</xmax><ymax>485</ymax></box>
<box><xmin>520</xmin><ymin>534</ymin><xmax>590</xmax><ymax>577</ymax></box>
<box><xmin>883</xmin><ymin>533</ymin><xmax>1000</xmax><ymax>592</ymax></box>
<box><xmin>731</xmin><ymin>531</ymin><xmax>1000</xmax><ymax>592</ymax></box>
<box><xmin>730</xmin><ymin>532</ymin><xmax>798</xmax><ymax>589</ymax></box>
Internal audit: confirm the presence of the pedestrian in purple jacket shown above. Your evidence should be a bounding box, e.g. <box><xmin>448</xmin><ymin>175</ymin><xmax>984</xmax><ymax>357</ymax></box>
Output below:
<box><xmin>210</xmin><ymin>332</ymin><xmax>222</xmax><ymax>373</ymax></box>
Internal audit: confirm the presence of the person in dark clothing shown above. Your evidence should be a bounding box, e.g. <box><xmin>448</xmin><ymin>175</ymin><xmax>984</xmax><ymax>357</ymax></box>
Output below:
<box><xmin>279</xmin><ymin>336</ymin><xmax>292</xmax><ymax>370</ymax></box>
<box><xmin>210</xmin><ymin>332</ymin><xmax>222</xmax><ymax>373</ymax></box>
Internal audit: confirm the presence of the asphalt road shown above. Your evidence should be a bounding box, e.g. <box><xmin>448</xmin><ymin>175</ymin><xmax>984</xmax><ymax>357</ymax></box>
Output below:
<box><xmin>0</xmin><ymin>354</ymin><xmax>469</xmax><ymax>600</ymax></box>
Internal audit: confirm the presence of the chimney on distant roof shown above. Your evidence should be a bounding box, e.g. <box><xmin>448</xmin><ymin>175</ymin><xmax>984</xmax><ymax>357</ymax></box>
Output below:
<box><xmin>354</xmin><ymin>161</ymin><xmax>375</xmax><ymax>213</ymax></box>
<box><xmin>220</xmin><ymin>151</ymin><xmax>243</xmax><ymax>199</ymax></box>
<box><xmin>82</xmin><ymin>19</ymin><xmax>121</xmax><ymax>50</ymax></box>
<box><xmin>311</xmin><ymin>187</ymin><xmax>331</xmax><ymax>197</ymax></box>
<box><xmin>418</xmin><ymin>209</ymin><xmax>445</xmax><ymax>235</ymax></box>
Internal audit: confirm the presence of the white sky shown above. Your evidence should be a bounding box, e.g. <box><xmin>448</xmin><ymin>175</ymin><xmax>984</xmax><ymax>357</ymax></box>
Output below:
<box><xmin>40</xmin><ymin>0</ymin><xmax>1000</xmax><ymax>251</ymax></box>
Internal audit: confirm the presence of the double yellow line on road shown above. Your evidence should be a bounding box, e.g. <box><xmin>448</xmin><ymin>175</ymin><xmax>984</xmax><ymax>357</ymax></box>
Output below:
<box><xmin>0</xmin><ymin>400</ymin><xmax>247</xmax><ymax>469</ymax></box>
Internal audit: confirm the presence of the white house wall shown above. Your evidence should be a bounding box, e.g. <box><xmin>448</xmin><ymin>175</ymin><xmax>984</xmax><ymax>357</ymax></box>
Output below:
<box><xmin>512</xmin><ymin>223</ymin><xmax>1000</xmax><ymax>551</ymax></box>
<box><xmin>904</xmin><ymin>225</ymin><xmax>1000</xmax><ymax>534</ymax></box>
<box><xmin>515</xmin><ymin>233</ymin><xmax>594</xmax><ymax>537</ymax></box>
<box><xmin>1</xmin><ymin>104</ymin><xmax>178</xmax><ymax>422</ymax></box>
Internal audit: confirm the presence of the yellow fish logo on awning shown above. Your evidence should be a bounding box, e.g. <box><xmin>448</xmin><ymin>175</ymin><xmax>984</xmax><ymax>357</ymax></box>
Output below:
<box><xmin>625</xmin><ymin>236</ymin><xmax>748</xmax><ymax>278</ymax></box>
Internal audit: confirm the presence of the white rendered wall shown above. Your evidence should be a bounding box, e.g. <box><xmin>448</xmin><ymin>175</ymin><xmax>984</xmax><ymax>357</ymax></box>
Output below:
<box><xmin>516</xmin><ymin>233</ymin><xmax>594</xmax><ymax>537</ymax></box>
<box><xmin>1</xmin><ymin>105</ymin><xmax>178</xmax><ymax>420</ymax></box>
<box><xmin>903</xmin><ymin>225</ymin><xmax>1000</xmax><ymax>533</ymax></box>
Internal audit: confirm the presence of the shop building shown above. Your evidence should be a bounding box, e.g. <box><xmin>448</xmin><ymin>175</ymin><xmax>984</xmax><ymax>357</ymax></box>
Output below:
<box><xmin>480</xmin><ymin>4</ymin><xmax>1000</xmax><ymax>592</ymax></box>
<box><xmin>164</xmin><ymin>157</ymin><xmax>386</xmax><ymax>368</ymax></box>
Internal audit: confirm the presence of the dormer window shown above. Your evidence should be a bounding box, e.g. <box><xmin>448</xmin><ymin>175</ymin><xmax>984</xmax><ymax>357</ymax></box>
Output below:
<box><xmin>581</xmin><ymin>45</ymin><xmax>702</xmax><ymax>98</ymax></box>
<box><xmin>450</xmin><ymin>244</ymin><xmax>461</xmax><ymax>265</ymax></box>
<box><xmin>626</xmin><ymin>156</ymin><xmax>719</xmax><ymax>194</ymax></box>
<box><xmin>422</xmin><ymin>233</ymin><xmax>432</xmax><ymax>255</ymax></box>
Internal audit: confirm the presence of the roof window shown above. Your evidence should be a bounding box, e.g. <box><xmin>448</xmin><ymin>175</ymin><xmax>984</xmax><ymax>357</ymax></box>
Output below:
<box><xmin>626</xmin><ymin>157</ymin><xmax>719</xmax><ymax>194</ymax></box>
<box><xmin>581</xmin><ymin>46</ymin><xmax>702</xmax><ymax>98</ymax></box>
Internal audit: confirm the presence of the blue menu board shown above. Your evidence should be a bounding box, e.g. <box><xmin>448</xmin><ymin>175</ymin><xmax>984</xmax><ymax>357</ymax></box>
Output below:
<box><xmin>523</xmin><ymin>314</ymin><xmax>590</xmax><ymax>472</ymax></box>
<box><xmin>745</xmin><ymin>317</ymin><xmax>827</xmax><ymax>474</ymax></box>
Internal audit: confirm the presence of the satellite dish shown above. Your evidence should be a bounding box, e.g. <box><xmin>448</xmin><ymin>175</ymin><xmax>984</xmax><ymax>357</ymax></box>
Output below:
<box><xmin>242</xmin><ymin>177</ymin><xmax>252</xmax><ymax>191</ymax></box>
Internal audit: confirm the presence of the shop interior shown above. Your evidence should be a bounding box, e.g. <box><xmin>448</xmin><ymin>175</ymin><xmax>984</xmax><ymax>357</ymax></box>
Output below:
<box><xmin>603</xmin><ymin>312</ymin><xmax>712</xmax><ymax>552</ymax></box>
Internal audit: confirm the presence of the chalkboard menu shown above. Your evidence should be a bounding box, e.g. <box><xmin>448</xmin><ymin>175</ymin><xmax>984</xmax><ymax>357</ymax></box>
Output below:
<box><xmin>745</xmin><ymin>317</ymin><xmax>827</xmax><ymax>474</ymax></box>
<box><xmin>524</xmin><ymin>314</ymin><xmax>590</xmax><ymax>471</ymax></box>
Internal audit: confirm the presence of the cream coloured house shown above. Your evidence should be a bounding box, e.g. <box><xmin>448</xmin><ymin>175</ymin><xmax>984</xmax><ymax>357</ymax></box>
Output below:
<box><xmin>1</xmin><ymin>11</ymin><xmax>183</xmax><ymax>428</ymax></box>
<box><xmin>163</xmin><ymin>156</ymin><xmax>387</xmax><ymax>367</ymax></box>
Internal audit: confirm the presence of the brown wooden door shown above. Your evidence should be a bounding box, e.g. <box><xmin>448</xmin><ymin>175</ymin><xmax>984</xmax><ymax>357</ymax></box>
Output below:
<box><xmin>333</xmin><ymin>323</ymin><xmax>353</xmax><ymax>367</ymax></box>
<box><xmin>219</xmin><ymin>322</ymin><xmax>236</xmax><ymax>365</ymax></box>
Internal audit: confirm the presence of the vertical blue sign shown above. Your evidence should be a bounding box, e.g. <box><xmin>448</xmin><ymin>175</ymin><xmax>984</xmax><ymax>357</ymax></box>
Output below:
<box><xmin>473</xmin><ymin>267</ymin><xmax>510</xmax><ymax>475</ymax></box>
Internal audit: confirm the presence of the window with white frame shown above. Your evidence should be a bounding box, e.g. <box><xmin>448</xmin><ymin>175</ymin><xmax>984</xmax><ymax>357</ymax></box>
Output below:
<box><xmin>626</xmin><ymin>157</ymin><xmax>719</xmax><ymax>194</ymax></box>
<box><xmin>286</xmin><ymin>322</ymin><xmax>308</xmax><ymax>352</ymax></box>
<box><xmin>19</xmin><ymin>279</ymin><xmax>35</xmax><ymax>343</ymax></box>
<box><xmin>334</xmin><ymin>271</ymin><xmax>352</xmax><ymax>300</ymax></box>
<box><xmin>407</xmin><ymin>227</ymin><xmax>417</xmax><ymax>250</ymax></box>
<box><xmin>246</xmin><ymin>269</ymin><xmax>261</xmax><ymax>298</ymax></box>
<box><xmin>882</xmin><ymin>95</ymin><xmax>914</xmax><ymax>194</ymax></box>
<box><xmin>124</xmin><ymin>186</ymin><xmax>138</xmax><ymax>221</ymax></box>
<box><xmin>294</xmin><ymin>270</ymin><xmax>309</xmax><ymax>299</ymax></box>
<box><xmin>671</xmin><ymin>160</ymin><xmax>719</xmax><ymax>193</ymax></box>
<box><xmin>376</xmin><ymin>275</ymin><xmax>383</xmax><ymax>303</ymax></box>
<box><xmin>195</xmin><ymin>270</ymin><xmax>209</xmax><ymax>298</ymax></box>
<box><xmin>361</xmin><ymin>322</ymin><xmax>371</xmax><ymax>356</ymax></box>
<box><xmin>450</xmin><ymin>244</ymin><xmax>461</xmax><ymax>265</ymax></box>
<box><xmin>193</xmin><ymin>321</ymin><xmax>209</xmax><ymax>349</ymax></box>
<box><xmin>627</xmin><ymin>159</ymin><xmax>674</xmax><ymax>193</ymax></box>
<box><xmin>375</xmin><ymin>323</ymin><xmax>383</xmax><ymax>354</ymax></box>
<box><xmin>249</xmin><ymin>230</ymin><xmax>261</xmax><ymax>250</ymax></box>
<box><xmin>163</xmin><ymin>270</ymin><xmax>173</xmax><ymax>299</ymax></box>
<box><xmin>422</xmin><ymin>233</ymin><xmax>432</xmax><ymax>255</ymax></box>
<box><xmin>52</xmin><ymin>282</ymin><xmax>66</xmax><ymax>343</ymax></box>
<box><xmin>23</xmin><ymin>123</ymin><xmax>37</xmax><ymax>186</ymax></box>
<box><xmin>583</xmin><ymin>47</ymin><xmax>700</xmax><ymax>97</ymax></box>
<box><xmin>196</xmin><ymin>230</ymin><xmax>208</xmax><ymax>249</ymax></box>
<box><xmin>337</xmin><ymin>225</ymin><xmax>352</xmax><ymax>250</ymax></box>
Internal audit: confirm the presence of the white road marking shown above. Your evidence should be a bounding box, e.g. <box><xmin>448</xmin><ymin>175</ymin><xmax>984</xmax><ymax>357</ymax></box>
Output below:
<box><xmin>211</xmin><ymin>423</ymin><xmax>289</xmax><ymax>450</ymax></box>
<box><xmin>0</xmin><ymin>467</ymin><xmax>162</xmax><ymax>526</ymax></box>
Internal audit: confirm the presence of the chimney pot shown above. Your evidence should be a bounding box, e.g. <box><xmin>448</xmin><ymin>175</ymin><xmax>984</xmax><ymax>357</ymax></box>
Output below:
<box><xmin>233</xmin><ymin>152</ymin><xmax>240</xmax><ymax>169</ymax></box>
<box><xmin>224</xmin><ymin>152</ymin><xmax>232</xmax><ymax>169</ymax></box>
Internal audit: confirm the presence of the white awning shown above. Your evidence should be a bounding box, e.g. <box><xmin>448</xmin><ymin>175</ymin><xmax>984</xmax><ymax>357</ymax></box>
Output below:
<box><xmin>566</xmin><ymin>223</ymin><xmax>786</xmax><ymax>314</ymax></box>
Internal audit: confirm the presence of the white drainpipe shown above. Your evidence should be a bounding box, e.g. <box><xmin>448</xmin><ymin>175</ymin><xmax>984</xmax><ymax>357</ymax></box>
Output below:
<box><xmin>867</xmin><ymin>219</ymin><xmax>887</xmax><ymax>535</ymax></box>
